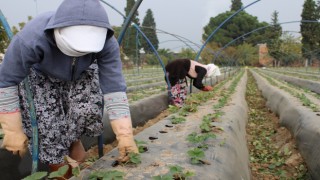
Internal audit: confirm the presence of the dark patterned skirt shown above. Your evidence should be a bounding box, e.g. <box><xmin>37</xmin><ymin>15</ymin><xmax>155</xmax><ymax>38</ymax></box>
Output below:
<box><xmin>18</xmin><ymin>64</ymin><xmax>103</xmax><ymax>164</ymax></box>
<box><xmin>169</xmin><ymin>78</ymin><xmax>187</xmax><ymax>107</ymax></box>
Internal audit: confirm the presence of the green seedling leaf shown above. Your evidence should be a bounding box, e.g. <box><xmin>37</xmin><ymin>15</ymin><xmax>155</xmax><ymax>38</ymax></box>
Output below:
<box><xmin>171</xmin><ymin>116</ymin><xmax>186</xmax><ymax>124</ymax></box>
<box><xmin>187</xmin><ymin>132</ymin><xmax>216</xmax><ymax>144</ymax></box>
<box><xmin>135</xmin><ymin>139</ymin><xmax>147</xmax><ymax>145</ymax></box>
<box><xmin>178</xmin><ymin>110</ymin><xmax>189</xmax><ymax>117</ymax></box>
<box><xmin>89</xmin><ymin>170</ymin><xmax>125</xmax><ymax>180</ymax></box>
<box><xmin>200</xmin><ymin>122</ymin><xmax>211</xmax><ymax>133</ymax></box>
<box><xmin>168</xmin><ymin>105</ymin><xmax>179</xmax><ymax>113</ymax></box>
<box><xmin>152</xmin><ymin>174</ymin><xmax>174</xmax><ymax>180</ymax></box>
<box><xmin>48</xmin><ymin>165</ymin><xmax>69</xmax><ymax>178</ymax></box>
<box><xmin>153</xmin><ymin>165</ymin><xmax>195</xmax><ymax>179</ymax></box>
<box><xmin>187</xmin><ymin>148</ymin><xmax>205</xmax><ymax>164</ymax></box>
<box><xmin>184</xmin><ymin>171</ymin><xmax>195</xmax><ymax>177</ymax></box>
<box><xmin>169</xmin><ymin>165</ymin><xmax>183</xmax><ymax>174</ymax></box>
<box><xmin>128</xmin><ymin>152</ymin><xmax>141</xmax><ymax>164</ymax></box>
<box><xmin>72</xmin><ymin>166</ymin><xmax>80</xmax><ymax>177</ymax></box>
<box><xmin>22</xmin><ymin>172</ymin><xmax>48</xmax><ymax>180</ymax></box>
<box><xmin>135</xmin><ymin>139</ymin><xmax>148</xmax><ymax>153</ymax></box>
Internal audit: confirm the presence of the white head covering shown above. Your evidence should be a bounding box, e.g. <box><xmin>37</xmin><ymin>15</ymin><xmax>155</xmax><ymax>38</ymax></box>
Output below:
<box><xmin>205</xmin><ymin>64</ymin><xmax>221</xmax><ymax>77</ymax></box>
<box><xmin>54</xmin><ymin>25</ymin><xmax>108</xmax><ymax>57</ymax></box>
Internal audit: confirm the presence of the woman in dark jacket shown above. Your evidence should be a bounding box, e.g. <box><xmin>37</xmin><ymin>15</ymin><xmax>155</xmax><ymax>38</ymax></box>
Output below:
<box><xmin>165</xmin><ymin>59</ymin><xmax>221</xmax><ymax>107</ymax></box>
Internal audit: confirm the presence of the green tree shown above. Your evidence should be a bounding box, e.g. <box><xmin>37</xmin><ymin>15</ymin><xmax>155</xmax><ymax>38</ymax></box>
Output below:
<box><xmin>141</xmin><ymin>9</ymin><xmax>159</xmax><ymax>54</ymax></box>
<box><xmin>279</xmin><ymin>32</ymin><xmax>302</xmax><ymax>66</ymax></box>
<box><xmin>176</xmin><ymin>48</ymin><xmax>196</xmax><ymax>60</ymax></box>
<box><xmin>0</xmin><ymin>22</ymin><xmax>9</xmax><ymax>54</ymax></box>
<box><xmin>235</xmin><ymin>43</ymin><xmax>258</xmax><ymax>66</ymax></box>
<box><xmin>121</xmin><ymin>0</ymin><xmax>141</xmax><ymax>61</ymax></box>
<box><xmin>265</xmin><ymin>11</ymin><xmax>282</xmax><ymax>66</ymax></box>
<box><xmin>300</xmin><ymin>0</ymin><xmax>318</xmax><ymax>65</ymax></box>
<box><xmin>231</xmin><ymin>0</ymin><xmax>243</xmax><ymax>11</ymax></box>
<box><xmin>202</xmin><ymin>11</ymin><xmax>268</xmax><ymax>47</ymax></box>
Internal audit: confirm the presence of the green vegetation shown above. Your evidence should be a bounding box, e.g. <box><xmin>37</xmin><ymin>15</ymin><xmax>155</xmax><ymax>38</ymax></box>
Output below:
<box><xmin>152</xmin><ymin>165</ymin><xmax>194</xmax><ymax>180</ymax></box>
<box><xmin>89</xmin><ymin>170</ymin><xmax>125</xmax><ymax>180</ymax></box>
<box><xmin>170</xmin><ymin>116</ymin><xmax>186</xmax><ymax>124</ymax></box>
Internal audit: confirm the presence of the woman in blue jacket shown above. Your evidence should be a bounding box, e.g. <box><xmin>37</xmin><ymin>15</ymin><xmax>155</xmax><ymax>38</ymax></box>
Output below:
<box><xmin>0</xmin><ymin>0</ymin><xmax>138</xmax><ymax>176</ymax></box>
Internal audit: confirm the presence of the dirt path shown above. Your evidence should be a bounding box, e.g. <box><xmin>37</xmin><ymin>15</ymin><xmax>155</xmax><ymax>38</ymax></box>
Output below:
<box><xmin>246</xmin><ymin>71</ymin><xmax>310</xmax><ymax>179</ymax></box>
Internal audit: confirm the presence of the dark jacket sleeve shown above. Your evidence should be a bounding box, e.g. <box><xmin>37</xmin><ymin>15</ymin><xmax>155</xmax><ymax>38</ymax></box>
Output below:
<box><xmin>97</xmin><ymin>37</ymin><xmax>127</xmax><ymax>94</ymax></box>
<box><xmin>165</xmin><ymin>59</ymin><xmax>190</xmax><ymax>87</ymax></box>
<box><xmin>193</xmin><ymin>65</ymin><xmax>207</xmax><ymax>90</ymax></box>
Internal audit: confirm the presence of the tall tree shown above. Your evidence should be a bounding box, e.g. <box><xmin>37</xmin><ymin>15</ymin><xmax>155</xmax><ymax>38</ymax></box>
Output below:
<box><xmin>202</xmin><ymin>11</ymin><xmax>268</xmax><ymax>47</ymax></box>
<box><xmin>122</xmin><ymin>0</ymin><xmax>141</xmax><ymax>61</ymax></box>
<box><xmin>300</xmin><ymin>0</ymin><xmax>319</xmax><ymax>65</ymax></box>
<box><xmin>141</xmin><ymin>9</ymin><xmax>159</xmax><ymax>54</ymax></box>
<box><xmin>231</xmin><ymin>0</ymin><xmax>243</xmax><ymax>11</ymax></box>
<box><xmin>266</xmin><ymin>11</ymin><xmax>282</xmax><ymax>66</ymax></box>
<box><xmin>279</xmin><ymin>32</ymin><xmax>302</xmax><ymax>66</ymax></box>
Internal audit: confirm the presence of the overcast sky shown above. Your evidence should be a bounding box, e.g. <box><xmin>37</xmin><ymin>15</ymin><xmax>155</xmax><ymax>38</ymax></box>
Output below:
<box><xmin>0</xmin><ymin>0</ymin><xmax>304</xmax><ymax>52</ymax></box>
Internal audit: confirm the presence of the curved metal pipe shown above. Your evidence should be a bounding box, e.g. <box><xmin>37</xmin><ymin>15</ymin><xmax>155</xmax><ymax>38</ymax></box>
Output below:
<box><xmin>0</xmin><ymin>9</ymin><xmax>39</xmax><ymax>173</ymax></box>
<box><xmin>195</xmin><ymin>0</ymin><xmax>261</xmax><ymax>62</ymax></box>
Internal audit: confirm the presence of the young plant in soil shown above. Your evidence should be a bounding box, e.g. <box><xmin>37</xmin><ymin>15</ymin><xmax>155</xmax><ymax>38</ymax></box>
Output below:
<box><xmin>187</xmin><ymin>132</ymin><xmax>216</xmax><ymax>150</ymax></box>
<box><xmin>168</xmin><ymin>105</ymin><xmax>180</xmax><ymax>113</ymax></box>
<box><xmin>170</xmin><ymin>116</ymin><xmax>186</xmax><ymax>124</ymax></box>
<box><xmin>247</xmin><ymin>71</ymin><xmax>309</xmax><ymax>179</ymax></box>
<box><xmin>187</xmin><ymin>147</ymin><xmax>206</xmax><ymax>165</ymax></box>
<box><xmin>22</xmin><ymin>164</ymin><xmax>80</xmax><ymax>180</ymax></box>
<box><xmin>135</xmin><ymin>139</ymin><xmax>148</xmax><ymax>153</ymax></box>
<box><xmin>88</xmin><ymin>169</ymin><xmax>125</xmax><ymax>180</ymax></box>
<box><xmin>22</xmin><ymin>172</ymin><xmax>48</xmax><ymax>180</ymax></box>
<box><xmin>152</xmin><ymin>165</ymin><xmax>195</xmax><ymax>180</ymax></box>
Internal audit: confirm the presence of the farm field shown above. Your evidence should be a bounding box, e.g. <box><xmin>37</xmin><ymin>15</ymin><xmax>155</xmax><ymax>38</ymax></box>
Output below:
<box><xmin>65</xmin><ymin>67</ymin><xmax>319</xmax><ymax>180</ymax></box>
<box><xmin>1</xmin><ymin>0</ymin><xmax>320</xmax><ymax>179</ymax></box>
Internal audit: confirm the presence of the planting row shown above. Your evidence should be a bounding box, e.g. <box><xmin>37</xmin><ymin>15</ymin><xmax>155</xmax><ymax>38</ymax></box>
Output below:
<box><xmin>251</xmin><ymin>69</ymin><xmax>320</xmax><ymax>179</ymax></box>
<box><xmin>264</xmin><ymin>68</ymin><xmax>320</xmax><ymax>82</ymax></box>
<box><xmin>260</xmin><ymin>68</ymin><xmax>320</xmax><ymax>95</ymax></box>
<box><xmin>68</xmin><ymin>69</ymin><xmax>248</xmax><ymax>179</ymax></box>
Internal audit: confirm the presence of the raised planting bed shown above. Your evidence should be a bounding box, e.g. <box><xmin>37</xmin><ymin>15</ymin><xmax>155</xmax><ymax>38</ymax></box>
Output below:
<box><xmin>259</xmin><ymin>69</ymin><xmax>320</xmax><ymax>94</ymax></box>
<box><xmin>265</xmin><ymin>68</ymin><xmax>320</xmax><ymax>81</ymax></box>
<box><xmin>68</xmin><ymin>70</ymin><xmax>249</xmax><ymax>180</ymax></box>
<box><xmin>0</xmin><ymin>68</ymin><xmax>238</xmax><ymax>179</ymax></box>
<box><xmin>251</xmin><ymin>69</ymin><xmax>320</xmax><ymax>179</ymax></box>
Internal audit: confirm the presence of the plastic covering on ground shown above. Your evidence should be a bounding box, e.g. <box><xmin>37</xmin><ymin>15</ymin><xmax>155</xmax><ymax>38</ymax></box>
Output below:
<box><xmin>251</xmin><ymin>70</ymin><xmax>320</xmax><ymax>179</ymax></box>
<box><xmin>71</xmin><ymin>70</ymin><xmax>249</xmax><ymax>180</ymax></box>
<box><xmin>0</xmin><ymin>69</ymin><xmax>237</xmax><ymax>179</ymax></box>
<box><xmin>261</xmin><ymin>69</ymin><xmax>320</xmax><ymax>94</ymax></box>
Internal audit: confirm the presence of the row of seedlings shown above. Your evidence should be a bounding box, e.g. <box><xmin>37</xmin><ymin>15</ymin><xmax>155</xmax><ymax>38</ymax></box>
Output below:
<box><xmin>255</xmin><ymin>70</ymin><xmax>320</xmax><ymax>112</ymax></box>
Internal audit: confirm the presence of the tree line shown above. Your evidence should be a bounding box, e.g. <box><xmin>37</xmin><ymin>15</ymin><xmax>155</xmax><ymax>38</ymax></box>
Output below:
<box><xmin>1</xmin><ymin>0</ymin><xmax>319</xmax><ymax>67</ymax></box>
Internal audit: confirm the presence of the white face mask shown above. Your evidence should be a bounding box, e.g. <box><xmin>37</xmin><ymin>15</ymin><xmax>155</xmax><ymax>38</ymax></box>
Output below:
<box><xmin>54</xmin><ymin>25</ymin><xmax>108</xmax><ymax>57</ymax></box>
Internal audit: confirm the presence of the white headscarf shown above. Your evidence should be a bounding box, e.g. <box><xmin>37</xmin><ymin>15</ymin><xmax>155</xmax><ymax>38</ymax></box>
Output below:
<box><xmin>205</xmin><ymin>64</ymin><xmax>221</xmax><ymax>77</ymax></box>
<box><xmin>54</xmin><ymin>25</ymin><xmax>108</xmax><ymax>57</ymax></box>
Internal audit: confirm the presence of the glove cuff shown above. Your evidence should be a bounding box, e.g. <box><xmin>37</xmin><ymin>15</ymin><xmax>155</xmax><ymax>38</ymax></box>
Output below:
<box><xmin>0</xmin><ymin>86</ymin><xmax>20</xmax><ymax>114</ymax></box>
<box><xmin>104</xmin><ymin>92</ymin><xmax>130</xmax><ymax>120</ymax></box>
